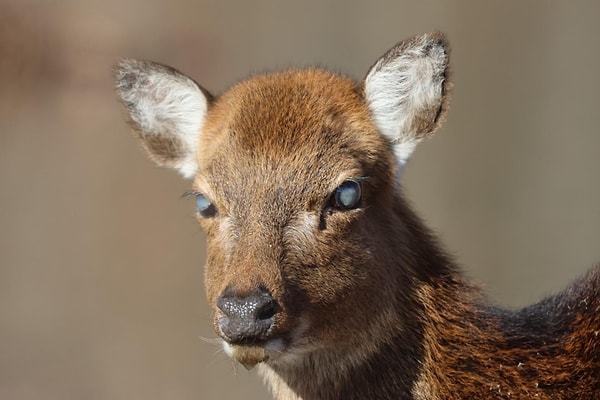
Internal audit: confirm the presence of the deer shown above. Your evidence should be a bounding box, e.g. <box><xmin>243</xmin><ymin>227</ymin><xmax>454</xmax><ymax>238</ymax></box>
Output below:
<box><xmin>115</xmin><ymin>32</ymin><xmax>600</xmax><ymax>399</ymax></box>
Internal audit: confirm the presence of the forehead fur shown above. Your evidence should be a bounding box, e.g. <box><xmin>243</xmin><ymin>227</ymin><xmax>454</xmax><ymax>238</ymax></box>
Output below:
<box><xmin>198</xmin><ymin>69</ymin><xmax>394</xmax><ymax>187</ymax></box>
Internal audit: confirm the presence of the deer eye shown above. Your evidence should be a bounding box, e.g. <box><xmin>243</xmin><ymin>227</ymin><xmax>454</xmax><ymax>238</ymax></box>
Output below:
<box><xmin>331</xmin><ymin>180</ymin><xmax>362</xmax><ymax>211</ymax></box>
<box><xmin>195</xmin><ymin>194</ymin><xmax>217</xmax><ymax>218</ymax></box>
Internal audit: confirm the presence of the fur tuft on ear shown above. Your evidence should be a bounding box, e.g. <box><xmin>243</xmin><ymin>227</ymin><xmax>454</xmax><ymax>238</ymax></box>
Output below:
<box><xmin>364</xmin><ymin>32</ymin><xmax>450</xmax><ymax>170</ymax></box>
<box><xmin>115</xmin><ymin>60</ymin><xmax>211</xmax><ymax>178</ymax></box>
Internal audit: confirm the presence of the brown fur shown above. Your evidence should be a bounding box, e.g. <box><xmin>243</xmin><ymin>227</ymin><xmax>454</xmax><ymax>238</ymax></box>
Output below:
<box><xmin>115</xmin><ymin>33</ymin><xmax>600</xmax><ymax>399</ymax></box>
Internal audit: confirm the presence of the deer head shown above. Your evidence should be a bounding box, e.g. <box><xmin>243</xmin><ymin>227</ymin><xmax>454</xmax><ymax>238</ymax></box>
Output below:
<box><xmin>115</xmin><ymin>32</ymin><xmax>450</xmax><ymax>370</ymax></box>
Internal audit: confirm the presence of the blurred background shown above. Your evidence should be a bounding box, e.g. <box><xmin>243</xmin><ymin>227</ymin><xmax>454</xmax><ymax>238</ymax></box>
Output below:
<box><xmin>1</xmin><ymin>0</ymin><xmax>599</xmax><ymax>399</ymax></box>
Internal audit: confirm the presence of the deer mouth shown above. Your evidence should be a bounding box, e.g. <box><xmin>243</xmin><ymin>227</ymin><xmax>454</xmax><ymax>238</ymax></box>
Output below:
<box><xmin>221</xmin><ymin>318</ymin><xmax>310</xmax><ymax>369</ymax></box>
<box><xmin>227</xmin><ymin>344</ymin><xmax>269</xmax><ymax>369</ymax></box>
<box><xmin>223</xmin><ymin>337</ymin><xmax>287</xmax><ymax>369</ymax></box>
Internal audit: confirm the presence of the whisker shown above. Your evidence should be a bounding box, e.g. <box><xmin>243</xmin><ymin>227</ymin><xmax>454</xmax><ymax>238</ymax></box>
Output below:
<box><xmin>198</xmin><ymin>335</ymin><xmax>223</xmax><ymax>345</ymax></box>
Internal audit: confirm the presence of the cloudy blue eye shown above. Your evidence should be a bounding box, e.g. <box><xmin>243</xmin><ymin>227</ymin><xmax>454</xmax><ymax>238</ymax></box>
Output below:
<box><xmin>195</xmin><ymin>194</ymin><xmax>217</xmax><ymax>218</ymax></box>
<box><xmin>332</xmin><ymin>180</ymin><xmax>362</xmax><ymax>210</ymax></box>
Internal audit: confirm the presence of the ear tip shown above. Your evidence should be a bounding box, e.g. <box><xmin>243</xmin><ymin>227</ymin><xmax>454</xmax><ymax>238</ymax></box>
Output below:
<box><xmin>113</xmin><ymin>59</ymin><xmax>170</xmax><ymax>96</ymax></box>
<box><xmin>114</xmin><ymin>59</ymin><xmax>136</xmax><ymax>75</ymax></box>
<box><xmin>373</xmin><ymin>32</ymin><xmax>450</xmax><ymax>73</ymax></box>
<box><xmin>115</xmin><ymin>59</ymin><xmax>160</xmax><ymax>78</ymax></box>
<box><xmin>114</xmin><ymin>59</ymin><xmax>163</xmax><ymax>81</ymax></box>
<box><xmin>424</xmin><ymin>31</ymin><xmax>449</xmax><ymax>45</ymax></box>
<box><xmin>418</xmin><ymin>32</ymin><xmax>450</xmax><ymax>60</ymax></box>
<box><xmin>113</xmin><ymin>59</ymin><xmax>142</xmax><ymax>91</ymax></box>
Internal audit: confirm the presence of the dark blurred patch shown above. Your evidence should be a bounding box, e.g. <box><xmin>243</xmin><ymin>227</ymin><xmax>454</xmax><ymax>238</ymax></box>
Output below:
<box><xmin>0</xmin><ymin>3</ymin><xmax>66</xmax><ymax>112</ymax></box>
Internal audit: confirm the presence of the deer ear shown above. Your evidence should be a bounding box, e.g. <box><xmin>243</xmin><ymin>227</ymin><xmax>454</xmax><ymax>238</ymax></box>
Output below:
<box><xmin>115</xmin><ymin>60</ymin><xmax>212</xmax><ymax>179</ymax></box>
<box><xmin>364</xmin><ymin>33</ymin><xmax>450</xmax><ymax>170</ymax></box>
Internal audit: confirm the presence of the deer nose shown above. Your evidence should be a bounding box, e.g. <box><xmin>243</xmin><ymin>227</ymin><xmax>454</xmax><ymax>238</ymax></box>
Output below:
<box><xmin>216</xmin><ymin>287</ymin><xmax>278</xmax><ymax>344</ymax></box>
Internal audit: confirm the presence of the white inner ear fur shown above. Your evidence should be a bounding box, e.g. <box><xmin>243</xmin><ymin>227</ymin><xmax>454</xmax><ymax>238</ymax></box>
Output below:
<box><xmin>364</xmin><ymin>35</ymin><xmax>448</xmax><ymax>173</ymax></box>
<box><xmin>117</xmin><ymin>60</ymin><xmax>207</xmax><ymax>178</ymax></box>
<box><xmin>137</xmin><ymin>74</ymin><xmax>205</xmax><ymax>178</ymax></box>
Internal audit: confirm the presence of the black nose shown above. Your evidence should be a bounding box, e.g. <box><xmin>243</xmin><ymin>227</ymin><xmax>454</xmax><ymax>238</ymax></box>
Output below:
<box><xmin>216</xmin><ymin>287</ymin><xmax>278</xmax><ymax>344</ymax></box>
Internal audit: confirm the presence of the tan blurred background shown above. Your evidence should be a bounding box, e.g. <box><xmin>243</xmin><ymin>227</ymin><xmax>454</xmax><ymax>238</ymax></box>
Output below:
<box><xmin>1</xmin><ymin>0</ymin><xmax>599</xmax><ymax>399</ymax></box>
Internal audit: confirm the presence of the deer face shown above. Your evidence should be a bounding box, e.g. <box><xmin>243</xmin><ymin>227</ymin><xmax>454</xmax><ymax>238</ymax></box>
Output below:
<box><xmin>193</xmin><ymin>71</ymin><xmax>400</xmax><ymax>367</ymax></box>
<box><xmin>115</xmin><ymin>33</ymin><xmax>449</xmax><ymax>369</ymax></box>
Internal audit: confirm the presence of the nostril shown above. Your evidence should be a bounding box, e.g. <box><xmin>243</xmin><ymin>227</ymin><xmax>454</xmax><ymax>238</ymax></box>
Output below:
<box><xmin>257</xmin><ymin>299</ymin><xmax>277</xmax><ymax>321</ymax></box>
